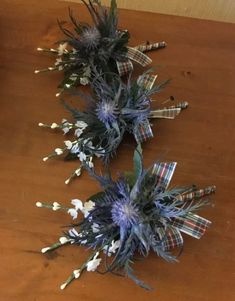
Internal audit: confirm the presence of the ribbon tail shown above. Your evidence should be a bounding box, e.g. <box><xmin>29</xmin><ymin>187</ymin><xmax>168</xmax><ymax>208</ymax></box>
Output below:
<box><xmin>170</xmin><ymin>213</ymin><xmax>212</xmax><ymax>239</ymax></box>
<box><xmin>150</xmin><ymin>108</ymin><xmax>182</xmax><ymax>119</ymax></box>
<box><xmin>167</xmin><ymin>101</ymin><xmax>189</xmax><ymax>110</ymax></box>
<box><xmin>176</xmin><ymin>186</ymin><xmax>216</xmax><ymax>202</ymax></box>
<box><xmin>150</xmin><ymin>101</ymin><xmax>189</xmax><ymax>119</ymax></box>
<box><xmin>134</xmin><ymin>41</ymin><xmax>167</xmax><ymax>53</ymax></box>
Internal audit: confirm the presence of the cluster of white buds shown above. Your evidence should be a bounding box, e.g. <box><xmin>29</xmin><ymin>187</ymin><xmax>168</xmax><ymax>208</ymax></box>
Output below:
<box><xmin>65</xmin><ymin>167</ymin><xmax>82</xmax><ymax>185</ymax></box>
<box><xmin>35</xmin><ymin>44</ymin><xmax>68</xmax><ymax>94</ymax></box>
<box><xmin>35</xmin><ymin>201</ymin><xmax>63</xmax><ymax>211</ymax></box>
<box><xmin>103</xmin><ymin>240</ymin><xmax>121</xmax><ymax>257</ymax></box>
<box><xmin>67</xmin><ymin>199</ymin><xmax>95</xmax><ymax>220</ymax></box>
<box><xmin>38</xmin><ymin>122</ymin><xmax>60</xmax><ymax>129</ymax></box>
<box><xmin>40</xmin><ymin>236</ymin><xmax>73</xmax><ymax>255</ymax></box>
<box><xmin>57</xmin><ymin>43</ymin><xmax>68</xmax><ymax>56</ymax></box>
<box><xmin>61</xmin><ymin>119</ymin><xmax>73</xmax><ymax>134</ymax></box>
<box><xmin>42</xmin><ymin>147</ymin><xmax>66</xmax><ymax>162</ymax></box>
<box><xmin>60</xmin><ymin>251</ymin><xmax>102</xmax><ymax>290</ymax></box>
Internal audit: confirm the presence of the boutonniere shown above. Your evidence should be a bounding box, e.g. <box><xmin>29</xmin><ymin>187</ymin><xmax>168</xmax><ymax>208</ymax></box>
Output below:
<box><xmin>39</xmin><ymin>71</ymin><xmax>188</xmax><ymax>183</ymax></box>
<box><xmin>35</xmin><ymin>0</ymin><xmax>166</xmax><ymax>96</ymax></box>
<box><xmin>36</xmin><ymin>146</ymin><xmax>215</xmax><ymax>290</ymax></box>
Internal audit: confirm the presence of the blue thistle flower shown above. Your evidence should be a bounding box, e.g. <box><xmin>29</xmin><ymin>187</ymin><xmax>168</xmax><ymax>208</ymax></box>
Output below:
<box><xmin>111</xmin><ymin>197</ymin><xmax>139</xmax><ymax>228</ymax></box>
<box><xmin>66</xmin><ymin>147</ymin><xmax>214</xmax><ymax>289</ymax></box>
<box><xmin>38</xmin><ymin>147</ymin><xmax>215</xmax><ymax>290</ymax></box>
<box><xmin>79</xmin><ymin>27</ymin><xmax>101</xmax><ymax>50</ymax></box>
<box><xmin>96</xmin><ymin>99</ymin><xmax>119</xmax><ymax>126</ymax></box>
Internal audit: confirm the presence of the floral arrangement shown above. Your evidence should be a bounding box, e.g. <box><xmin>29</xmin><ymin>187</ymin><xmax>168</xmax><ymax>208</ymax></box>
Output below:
<box><xmin>34</xmin><ymin>0</ymin><xmax>166</xmax><ymax>96</ymax></box>
<box><xmin>36</xmin><ymin>146</ymin><xmax>215</xmax><ymax>290</ymax></box>
<box><xmin>34</xmin><ymin>0</ymin><xmax>215</xmax><ymax>294</ymax></box>
<box><xmin>39</xmin><ymin>71</ymin><xmax>188</xmax><ymax>184</ymax></box>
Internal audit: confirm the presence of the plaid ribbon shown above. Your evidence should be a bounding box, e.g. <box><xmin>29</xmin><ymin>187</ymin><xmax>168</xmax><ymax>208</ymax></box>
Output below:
<box><xmin>116</xmin><ymin>60</ymin><xmax>133</xmax><ymax>77</ymax></box>
<box><xmin>134</xmin><ymin>41</ymin><xmax>167</xmax><ymax>53</ymax></box>
<box><xmin>134</xmin><ymin>120</ymin><xmax>153</xmax><ymax>143</ymax></box>
<box><xmin>176</xmin><ymin>186</ymin><xmax>216</xmax><ymax>202</ymax></box>
<box><xmin>152</xmin><ymin>162</ymin><xmax>177</xmax><ymax>189</ymax></box>
<box><xmin>157</xmin><ymin>227</ymin><xmax>183</xmax><ymax>251</ymax></box>
<box><xmin>150</xmin><ymin>101</ymin><xmax>189</xmax><ymax>119</ymax></box>
<box><xmin>150</xmin><ymin>108</ymin><xmax>182</xmax><ymax>119</ymax></box>
<box><xmin>167</xmin><ymin>101</ymin><xmax>189</xmax><ymax>110</ymax></box>
<box><xmin>116</xmin><ymin>47</ymin><xmax>152</xmax><ymax>77</ymax></box>
<box><xmin>137</xmin><ymin>73</ymin><xmax>158</xmax><ymax>90</ymax></box>
<box><xmin>133</xmin><ymin>74</ymin><xmax>158</xmax><ymax>142</ymax></box>
<box><xmin>170</xmin><ymin>213</ymin><xmax>212</xmax><ymax>239</ymax></box>
<box><xmin>127</xmin><ymin>47</ymin><xmax>152</xmax><ymax>66</ymax></box>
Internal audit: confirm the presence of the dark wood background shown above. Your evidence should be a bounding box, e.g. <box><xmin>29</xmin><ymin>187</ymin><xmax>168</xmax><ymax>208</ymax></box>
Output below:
<box><xmin>0</xmin><ymin>0</ymin><xmax>234</xmax><ymax>300</ymax></box>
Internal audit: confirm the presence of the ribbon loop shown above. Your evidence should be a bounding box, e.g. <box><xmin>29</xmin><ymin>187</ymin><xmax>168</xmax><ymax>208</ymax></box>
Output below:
<box><xmin>137</xmin><ymin>74</ymin><xmax>158</xmax><ymax>90</ymax></box>
<box><xmin>157</xmin><ymin>227</ymin><xmax>183</xmax><ymax>251</ymax></box>
<box><xmin>152</xmin><ymin>162</ymin><xmax>177</xmax><ymax>189</ymax></box>
<box><xmin>134</xmin><ymin>120</ymin><xmax>153</xmax><ymax>144</ymax></box>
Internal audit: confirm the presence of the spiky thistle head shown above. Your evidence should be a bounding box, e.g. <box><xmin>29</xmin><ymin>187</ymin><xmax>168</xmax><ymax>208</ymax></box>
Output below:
<box><xmin>96</xmin><ymin>99</ymin><xmax>119</xmax><ymax>126</ymax></box>
<box><xmin>110</xmin><ymin>179</ymin><xmax>139</xmax><ymax>228</ymax></box>
<box><xmin>79</xmin><ymin>27</ymin><xmax>101</xmax><ymax>50</ymax></box>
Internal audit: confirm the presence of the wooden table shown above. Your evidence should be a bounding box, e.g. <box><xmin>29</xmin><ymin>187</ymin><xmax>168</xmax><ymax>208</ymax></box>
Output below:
<box><xmin>1</xmin><ymin>1</ymin><xmax>234</xmax><ymax>300</ymax></box>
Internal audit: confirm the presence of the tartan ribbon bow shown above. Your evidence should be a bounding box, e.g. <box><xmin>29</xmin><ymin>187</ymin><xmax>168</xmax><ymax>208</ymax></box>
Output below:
<box><xmin>116</xmin><ymin>41</ymin><xmax>167</xmax><ymax>77</ymax></box>
<box><xmin>133</xmin><ymin>73</ymin><xmax>189</xmax><ymax>144</ymax></box>
<box><xmin>152</xmin><ymin>162</ymin><xmax>215</xmax><ymax>251</ymax></box>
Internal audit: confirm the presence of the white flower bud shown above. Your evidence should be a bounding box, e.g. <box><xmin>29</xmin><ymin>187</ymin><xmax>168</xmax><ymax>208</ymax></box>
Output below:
<box><xmin>60</xmin><ymin>282</ymin><xmax>67</xmax><ymax>290</ymax></box>
<box><xmin>59</xmin><ymin>237</ymin><xmax>70</xmax><ymax>245</ymax></box>
<box><xmin>56</xmin><ymin>92</ymin><xmax>61</xmax><ymax>98</ymax></box>
<box><xmin>38</xmin><ymin>122</ymin><xmax>44</xmax><ymax>127</ymax></box>
<box><xmin>43</xmin><ymin>157</ymin><xmax>49</xmax><ymax>162</ymax></box>
<box><xmin>64</xmin><ymin>140</ymin><xmax>73</xmax><ymax>149</ymax></box>
<box><xmin>73</xmin><ymin>269</ymin><xmax>81</xmax><ymax>279</ymax></box>
<box><xmin>86</xmin><ymin>252</ymin><xmax>101</xmax><ymax>272</ymax></box>
<box><xmin>53</xmin><ymin>202</ymin><xmax>61</xmax><ymax>211</ymax></box>
<box><xmin>80</xmin><ymin>77</ymin><xmax>89</xmax><ymax>85</ymax></box>
<box><xmin>65</xmin><ymin>84</ymin><xmax>71</xmax><ymax>88</ymax></box>
<box><xmin>41</xmin><ymin>247</ymin><xmax>51</xmax><ymax>253</ymax></box>
<box><xmin>48</xmin><ymin>67</ymin><xmax>54</xmax><ymax>71</ymax></box>
<box><xmin>55</xmin><ymin>148</ymin><xmax>63</xmax><ymax>155</ymax></box>
<box><xmin>88</xmin><ymin>161</ymin><xmax>94</xmax><ymax>169</ymax></box>
<box><xmin>65</xmin><ymin>178</ymin><xmax>70</xmax><ymax>185</ymax></box>
<box><xmin>37</xmin><ymin>47</ymin><xmax>43</xmax><ymax>51</ymax></box>
<box><xmin>36</xmin><ymin>202</ymin><xmax>43</xmax><ymax>207</ymax></box>
<box><xmin>75</xmin><ymin>168</ymin><xmax>81</xmax><ymax>177</ymax></box>
<box><xmin>34</xmin><ymin>70</ymin><xmax>40</xmax><ymax>74</ymax></box>
<box><xmin>51</xmin><ymin>123</ymin><xmax>58</xmax><ymax>129</ymax></box>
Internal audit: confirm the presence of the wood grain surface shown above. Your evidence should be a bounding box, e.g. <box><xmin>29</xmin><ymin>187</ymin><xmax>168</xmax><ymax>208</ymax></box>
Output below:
<box><xmin>0</xmin><ymin>1</ymin><xmax>235</xmax><ymax>300</ymax></box>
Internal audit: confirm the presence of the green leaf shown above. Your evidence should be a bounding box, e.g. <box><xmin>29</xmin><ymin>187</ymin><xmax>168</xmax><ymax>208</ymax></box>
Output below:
<box><xmin>133</xmin><ymin>144</ymin><xmax>143</xmax><ymax>179</ymax></box>
<box><xmin>87</xmin><ymin>191</ymin><xmax>106</xmax><ymax>202</ymax></box>
<box><xmin>124</xmin><ymin>171</ymin><xmax>136</xmax><ymax>188</ymax></box>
